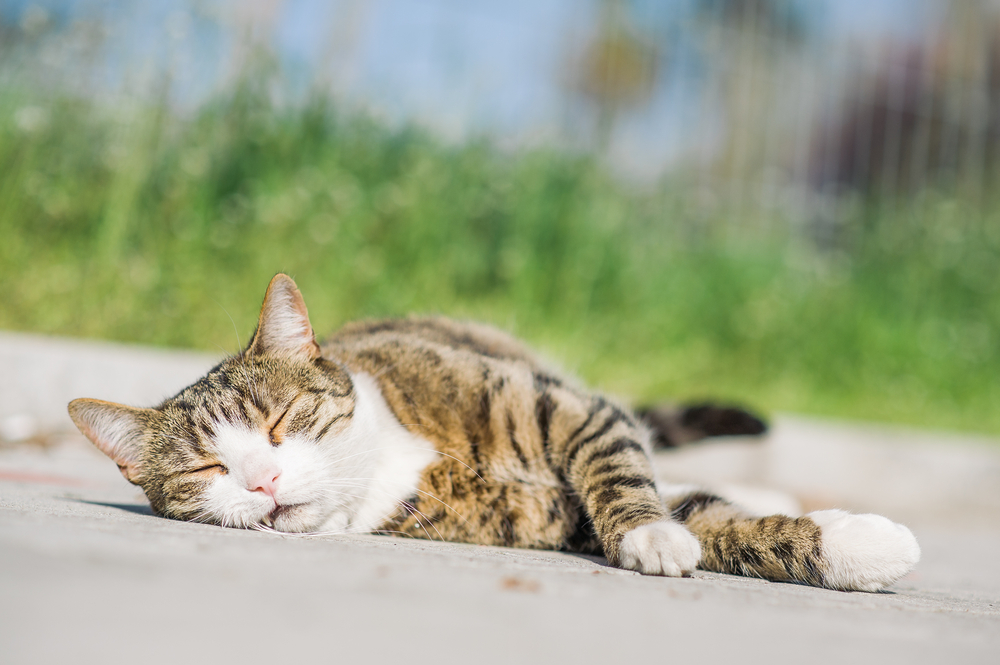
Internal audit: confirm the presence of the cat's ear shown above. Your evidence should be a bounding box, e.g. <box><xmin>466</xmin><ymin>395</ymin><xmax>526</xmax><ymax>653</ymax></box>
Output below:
<box><xmin>68</xmin><ymin>399</ymin><xmax>152</xmax><ymax>485</ymax></box>
<box><xmin>247</xmin><ymin>273</ymin><xmax>321</xmax><ymax>360</ymax></box>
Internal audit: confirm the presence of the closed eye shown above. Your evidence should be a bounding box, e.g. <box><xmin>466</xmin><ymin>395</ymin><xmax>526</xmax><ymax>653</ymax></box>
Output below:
<box><xmin>269</xmin><ymin>406</ymin><xmax>291</xmax><ymax>447</ymax></box>
<box><xmin>190</xmin><ymin>464</ymin><xmax>227</xmax><ymax>475</ymax></box>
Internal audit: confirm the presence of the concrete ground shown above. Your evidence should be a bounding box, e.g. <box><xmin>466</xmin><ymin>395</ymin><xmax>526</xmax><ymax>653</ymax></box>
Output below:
<box><xmin>1</xmin><ymin>332</ymin><xmax>998</xmax><ymax>664</ymax></box>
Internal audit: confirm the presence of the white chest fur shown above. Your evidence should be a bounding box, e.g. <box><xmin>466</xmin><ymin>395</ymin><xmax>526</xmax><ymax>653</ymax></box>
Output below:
<box><xmin>326</xmin><ymin>372</ymin><xmax>439</xmax><ymax>533</ymax></box>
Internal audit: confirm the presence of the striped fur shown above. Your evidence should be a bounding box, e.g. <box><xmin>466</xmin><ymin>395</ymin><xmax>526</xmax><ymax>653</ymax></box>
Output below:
<box><xmin>68</xmin><ymin>274</ymin><xmax>920</xmax><ymax>591</ymax></box>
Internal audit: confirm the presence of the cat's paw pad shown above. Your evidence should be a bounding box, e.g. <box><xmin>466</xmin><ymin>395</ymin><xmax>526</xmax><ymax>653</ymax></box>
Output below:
<box><xmin>618</xmin><ymin>520</ymin><xmax>701</xmax><ymax>577</ymax></box>
<box><xmin>808</xmin><ymin>509</ymin><xmax>920</xmax><ymax>592</ymax></box>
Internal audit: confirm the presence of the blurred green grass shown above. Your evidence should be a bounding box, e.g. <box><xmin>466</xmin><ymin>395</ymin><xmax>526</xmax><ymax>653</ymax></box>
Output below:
<box><xmin>1</xmin><ymin>80</ymin><xmax>998</xmax><ymax>434</ymax></box>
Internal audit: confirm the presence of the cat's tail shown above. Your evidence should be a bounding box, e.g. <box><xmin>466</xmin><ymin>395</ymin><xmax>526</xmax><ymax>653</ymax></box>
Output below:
<box><xmin>635</xmin><ymin>402</ymin><xmax>768</xmax><ymax>448</ymax></box>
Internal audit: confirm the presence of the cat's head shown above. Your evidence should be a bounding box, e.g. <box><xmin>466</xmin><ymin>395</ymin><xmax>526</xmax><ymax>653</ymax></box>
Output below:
<box><xmin>69</xmin><ymin>274</ymin><xmax>361</xmax><ymax>533</ymax></box>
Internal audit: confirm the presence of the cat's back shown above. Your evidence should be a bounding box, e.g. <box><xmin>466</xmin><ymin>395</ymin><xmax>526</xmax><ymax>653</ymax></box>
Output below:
<box><xmin>320</xmin><ymin>316</ymin><xmax>578</xmax><ymax>477</ymax></box>
<box><xmin>323</xmin><ymin>316</ymin><xmax>551</xmax><ymax>372</ymax></box>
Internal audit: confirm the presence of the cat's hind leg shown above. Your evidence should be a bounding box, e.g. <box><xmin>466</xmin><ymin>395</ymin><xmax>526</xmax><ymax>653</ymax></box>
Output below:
<box><xmin>662</xmin><ymin>490</ymin><xmax>920</xmax><ymax>592</ymax></box>
<box><xmin>805</xmin><ymin>509</ymin><xmax>921</xmax><ymax>592</ymax></box>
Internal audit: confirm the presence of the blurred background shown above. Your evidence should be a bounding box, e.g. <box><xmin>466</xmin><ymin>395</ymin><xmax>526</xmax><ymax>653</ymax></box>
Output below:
<box><xmin>0</xmin><ymin>0</ymin><xmax>997</xmax><ymax>433</ymax></box>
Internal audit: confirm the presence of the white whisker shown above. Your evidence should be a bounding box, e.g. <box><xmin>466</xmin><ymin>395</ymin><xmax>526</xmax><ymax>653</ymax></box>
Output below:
<box><xmin>400</xmin><ymin>499</ymin><xmax>445</xmax><ymax>541</ymax></box>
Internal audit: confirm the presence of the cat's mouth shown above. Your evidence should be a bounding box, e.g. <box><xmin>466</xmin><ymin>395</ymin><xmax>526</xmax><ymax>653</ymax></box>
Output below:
<box><xmin>261</xmin><ymin>503</ymin><xmax>301</xmax><ymax>528</ymax></box>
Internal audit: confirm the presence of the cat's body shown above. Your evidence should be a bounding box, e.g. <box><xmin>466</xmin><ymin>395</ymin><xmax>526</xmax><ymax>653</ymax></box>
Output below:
<box><xmin>70</xmin><ymin>274</ymin><xmax>920</xmax><ymax>591</ymax></box>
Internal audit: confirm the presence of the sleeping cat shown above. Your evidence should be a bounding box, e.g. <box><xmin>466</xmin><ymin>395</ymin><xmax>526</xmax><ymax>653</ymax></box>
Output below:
<box><xmin>68</xmin><ymin>274</ymin><xmax>920</xmax><ymax>591</ymax></box>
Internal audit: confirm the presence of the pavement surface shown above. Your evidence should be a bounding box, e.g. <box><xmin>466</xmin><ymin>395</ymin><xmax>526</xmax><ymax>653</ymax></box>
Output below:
<box><xmin>1</xmin><ymin>332</ymin><xmax>999</xmax><ymax>664</ymax></box>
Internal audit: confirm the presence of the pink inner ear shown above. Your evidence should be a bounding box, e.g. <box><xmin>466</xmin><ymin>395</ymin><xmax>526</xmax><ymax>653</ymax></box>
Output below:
<box><xmin>85</xmin><ymin>425</ymin><xmax>142</xmax><ymax>480</ymax></box>
<box><xmin>114</xmin><ymin>461</ymin><xmax>142</xmax><ymax>483</ymax></box>
<box><xmin>253</xmin><ymin>275</ymin><xmax>321</xmax><ymax>359</ymax></box>
<box><xmin>68</xmin><ymin>399</ymin><xmax>147</xmax><ymax>485</ymax></box>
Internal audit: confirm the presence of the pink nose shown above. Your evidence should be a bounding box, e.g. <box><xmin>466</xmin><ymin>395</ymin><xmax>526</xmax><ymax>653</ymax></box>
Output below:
<box><xmin>249</xmin><ymin>472</ymin><xmax>281</xmax><ymax>499</ymax></box>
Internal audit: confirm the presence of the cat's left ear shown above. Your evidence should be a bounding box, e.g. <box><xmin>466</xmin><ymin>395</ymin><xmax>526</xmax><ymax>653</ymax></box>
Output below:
<box><xmin>68</xmin><ymin>399</ymin><xmax>153</xmax><ymax>485</ymax></box>
<box><xmin>247</xmin><ymin>273</ymin><xmax>321</xmax><ymax>360</ymax></box>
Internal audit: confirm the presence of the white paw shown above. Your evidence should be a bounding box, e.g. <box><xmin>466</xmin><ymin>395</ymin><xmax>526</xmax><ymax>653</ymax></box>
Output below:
<box><xmin>808</xmin><ymin>509</ymin><xmax>921</xmax><ymax>592</ymax></box>
<box><xmin>619</xmin><ymin>520</ymin><xmax>702</xmax><ymax>577</ymax></box>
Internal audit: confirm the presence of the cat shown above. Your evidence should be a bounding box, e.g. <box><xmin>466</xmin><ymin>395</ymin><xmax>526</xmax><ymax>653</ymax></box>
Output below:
<box><xmin>68</xmin><ymin>273</ymin><xmax>920</xmax><ymax>591</ymax></box>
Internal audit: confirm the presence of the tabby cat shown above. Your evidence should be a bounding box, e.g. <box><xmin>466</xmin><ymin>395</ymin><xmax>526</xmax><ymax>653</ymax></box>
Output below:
<box><xmin>69</xmin><ymin>274</ymin><xmax>920</xmax><ymax>591</ymax></box>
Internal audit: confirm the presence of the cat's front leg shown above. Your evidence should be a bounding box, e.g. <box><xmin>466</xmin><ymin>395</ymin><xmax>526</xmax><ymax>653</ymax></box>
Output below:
<box><xmin>616</xmin><ymin>520</ymin><xmax>702</xmax><ymax>576</ymax></box>
<box><xmin>553</xmin><ymin>396</ymin><xmax>700</xmax><ymax>576</ymax></box>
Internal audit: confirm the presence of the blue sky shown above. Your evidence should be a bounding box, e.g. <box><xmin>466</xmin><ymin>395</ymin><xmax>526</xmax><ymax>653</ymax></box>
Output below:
<box><xmin>1</xmin><ymin>0</ymin><xmax>943</xmax><ymax>175</ymax></box>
